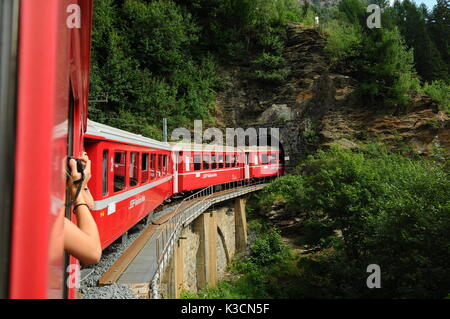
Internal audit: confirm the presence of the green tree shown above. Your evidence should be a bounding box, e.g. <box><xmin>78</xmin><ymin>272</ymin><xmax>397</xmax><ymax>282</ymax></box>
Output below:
<box><xmin>391</xmin><ymin>0</ymin><xmax>448</xmax><ymax>82</ymax></box>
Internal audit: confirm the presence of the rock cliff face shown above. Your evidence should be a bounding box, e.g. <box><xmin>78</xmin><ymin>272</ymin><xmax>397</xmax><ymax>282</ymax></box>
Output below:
<box><xmin>216</xmin><ymin>24</ymin><xmax>450</xmax><ymax>168</ymax></box>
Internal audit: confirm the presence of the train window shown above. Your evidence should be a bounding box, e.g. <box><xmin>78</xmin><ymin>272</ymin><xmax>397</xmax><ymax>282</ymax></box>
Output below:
<box><xmin>194</xmin><ymin>154</ymin><xmax>201</xmax><ymax>171</ymax></box>
<box><xmin>219</xmin><ymin>155</ymin><xmax>224</xmax><ymax>168</ymax></box>
<box><xmin>114</xmin><ymin>151</ymin><xmax>126</xmax><ymax>192</ymax></box>
<box><xmin>254</xmin><ymin>154</ymin><xmax>259</xmax><ymax>165</ymax></box>
<box><xmin>158</xmin><ymin>154</ymin><xmax>162</xmax><ymax>177</ymax></box>
<box><xmin>225</xmin><ymin>155</ymin><xmax>230</xmax><ymax>168</ymax></box>
<box><xmin>163</xmin><ymin>155</ymin><xmax>168</xmax><ymax>175</ymax></box>
<box><xmin>142</xmin><ymin>153</ymin><xmax>149</xmax><ymax>183</ymax></box>
<box><xmin>130</xmin><ymin>152</ymin><xmax>139</xmax><ymax>187</ymax></box>
<box><xmin>261</xmin><ymin>153</ymin><xmax>269</xmax><ymax>165</ymax></box>
<box><xmin>270</xmin><ymin>153</ymin><xmax>277</xmax><ymax>164</ymax></box>
<box><xmin>203</xmin><ymin>154</ymin><xmax>210</xmax><ymax>170</ymax></box>
<box><xmin>102</xmin><ymin>150</ymin><xmax>109</xmax><ymax>196</ymax></box>
<box><xmin>150</xmin><ymin>154</ymin><xmax>156</xmax><ymax>180</ymax></box>
<box><xmin>211</xmin><ymin>154</ymin><xmax>217</xmax><ymax>169</ymax></box>
<box><xmin>185</xmin><ymin>155</ymin><xmax>190</xmax><ymax>172</ymax></box>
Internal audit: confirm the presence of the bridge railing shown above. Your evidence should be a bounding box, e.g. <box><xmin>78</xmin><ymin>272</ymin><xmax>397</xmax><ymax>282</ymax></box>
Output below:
<box><xmin>151</xmin><ymin>177</ymin><xmax>270</xmax><ymax>298</ymax></box>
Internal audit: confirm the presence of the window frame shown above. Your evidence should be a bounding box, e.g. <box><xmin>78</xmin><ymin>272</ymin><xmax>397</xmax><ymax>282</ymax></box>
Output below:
<box><xmin>194</xmin><ymin>154</ymin><xmax>202</xmax><ymax>171</ymax></box>
<box><xmin>211</xmin><ymin>153</ymin><xmax>217</xmax><ymax>170</ymax></box>
<box><xmin>141</xmin><ymin>153</ymin><xmax>149</xmax><ymax>184</ymax></box>
<box><xmin>157</xmin><ymin>154</ymin><xmax>163</xmax><ymax>178</ymax></box>
<box><xmin>129</xmin><ymin>151</ymin><xmax>139</xmax><ymax>187</ymax></box>
<box><xmin>102</xmin><ymin>149</ymin><xmax>109</xmax><ymax>196</ymax></box>
<box><xmin>261</xmin><ymin>153</ymin><xmax>269</xmax><ymax>165</ymax></box>
<box><xmin>150</xmin><ymin>153</ymin><xmax>156</xmax><ymax>180</ymax></box>
<box><xmin>113</xmin><ymin>150</ymin><xmax>127</xmax><ymax>193</ymax></box>
<box><xmin>203</xmin><ymin>154</ymin><xmax>210</xmax><ymax>170</ymax></box>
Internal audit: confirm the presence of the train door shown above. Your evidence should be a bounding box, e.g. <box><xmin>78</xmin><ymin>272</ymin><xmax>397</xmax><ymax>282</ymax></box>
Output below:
<box><xmin>173</xmin><ymin>152</ymin><xmax>180</xmax><ymax>194</ymax></box>
<box><xmin>244</xmin><ymin>152</ymin><xmax>250</xmax><ymax>179</ymax></box>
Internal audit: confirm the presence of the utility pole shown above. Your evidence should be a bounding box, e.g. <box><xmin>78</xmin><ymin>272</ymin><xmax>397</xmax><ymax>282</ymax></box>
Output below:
<box><xmin>163</xmin><ymin>118</ymin><xmax>168</xmax><ymax>142</ymax></box>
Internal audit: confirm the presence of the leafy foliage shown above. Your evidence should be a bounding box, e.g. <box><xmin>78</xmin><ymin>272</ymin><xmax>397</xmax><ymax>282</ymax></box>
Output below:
<box><xmin>89</xmin><ymin>0</ymin><xmax>310</xmax><ymax>135</ymax></box>
<box><xmin>89</xmin><ymin>0</ymin><xmax>221</xmax><ymax>136</ymax></box>
<box><xmin>420</xmin><ymin>80</ymin><xmax>450</xmax><ymax>113</ymax></box>
<box><xmin>323</xmin><ymin>0</ymin><xmax>421</xmax><ymax>107</ymax></box>
<box><xmin>322</xmin><ymin>0</ymin><xmax>448</xmax><ymax>107</ymax></box>
<box><xmin>181</xmin><ymin>224</ymin><xmax>302</xmax><ymax>299</ymax></box>
<box><xmin>262</xmin><ymin>147</ymin><xmax>450</xmax><ymax>298</ymax></box>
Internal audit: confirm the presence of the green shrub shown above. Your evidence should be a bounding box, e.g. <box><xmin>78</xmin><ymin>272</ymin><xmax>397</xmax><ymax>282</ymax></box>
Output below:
<box><xmin>293</xmin><ymin>147</ymin><xmax>450</xmax><ymax>298</ymax></box>
<box><xmin>257</xmin><ymin>174</ymin><xmax>305</xmax><ymax>210</ymax></box>
<box><xmin>421</xmin><ymin>80</ymin><xmax>450</xmax><ymax>113</ymax></box>
<box><xmin>324</xmin><ymin>20</ymin><xmax>364</xmax><ymax>64</ymax></box>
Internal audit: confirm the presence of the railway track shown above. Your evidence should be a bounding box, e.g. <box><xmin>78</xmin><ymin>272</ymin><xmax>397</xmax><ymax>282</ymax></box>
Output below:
<box><xmin>79</xmin><ymin>180</ymin><xmax>270</xmax><ymax>299</ymax></box>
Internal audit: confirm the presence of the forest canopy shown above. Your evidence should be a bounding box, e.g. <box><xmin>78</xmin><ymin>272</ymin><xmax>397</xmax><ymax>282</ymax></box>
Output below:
<box><xmin>89</xmin><ymin>0</ymin><xmax>450</xmax><ymax>138</ymax></box>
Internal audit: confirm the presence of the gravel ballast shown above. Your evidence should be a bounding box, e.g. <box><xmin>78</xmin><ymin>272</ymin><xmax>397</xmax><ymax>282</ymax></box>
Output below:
<box><xmin>78</xmin><ymin>205</ymin><xmax>177</xmax><ymax>299</ymax></box>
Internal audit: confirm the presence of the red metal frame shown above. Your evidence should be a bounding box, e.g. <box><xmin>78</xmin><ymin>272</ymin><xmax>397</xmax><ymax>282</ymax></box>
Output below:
<box><xmin>9</xmin><ymin>0</ymin><xmax>92</xmax><ymax>299</ymax></box>
<box><xmin>85</xmin><ymin>137</ymin><xmax>173</xmax><ymax>249</ymax></box>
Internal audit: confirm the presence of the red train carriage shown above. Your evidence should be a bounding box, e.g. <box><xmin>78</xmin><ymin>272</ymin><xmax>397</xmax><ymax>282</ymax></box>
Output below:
<box><xmin>1</xmin><ymin>0</ymin><xmax>93</xmax><ymax>299</ymax></box>
<box><xmin>85</xmin><ymin>121</ymin><xmax>174</xmax><ymax>249</ymax></box>
<box><xmin>245</xmin><ymin>146</ymin><xmax>284</xmax><ymax>178</ymax></box>
<box><xmin>172</xmin><ymin>144</ymin><xmax>246</xmax><ymax>192</ymax></box>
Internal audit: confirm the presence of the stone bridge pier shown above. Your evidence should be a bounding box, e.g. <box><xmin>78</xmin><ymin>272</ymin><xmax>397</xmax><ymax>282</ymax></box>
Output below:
<box><xmin>159</xmin><ymin>198</ymin><xmax>248</xmax><ymax>298</ymax></box>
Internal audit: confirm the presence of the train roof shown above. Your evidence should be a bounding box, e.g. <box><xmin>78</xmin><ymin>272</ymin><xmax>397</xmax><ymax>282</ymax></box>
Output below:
<box><xmin>242</xmin><ymin>146</ymin><xmax>281</xmax><ymax>152</ymax></box>
<box><xmin>85</xmin><ymin>120</ymin><xmax>172</xmax><ymax>151</ymax></box>
<box><xmin>170</xmin><ymin>142</ymin><xmax>240</xmax><ymax>152</ymax></box>
<box><xmin>170</xmin><ymin>143</ymin><xmax>280</xmax><ymax>153</ymax></box>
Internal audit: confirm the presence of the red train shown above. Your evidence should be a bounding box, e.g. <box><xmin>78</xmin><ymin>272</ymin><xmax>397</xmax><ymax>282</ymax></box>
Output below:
<box><xmin>85</xmin><ymin>121</ymin><xmax>283</xmax><ymax>250</ymax></box>
<box><xmin>0</xmin><ymin>0</ymin><xmax>283</xmax><ymax>299</ymax></box>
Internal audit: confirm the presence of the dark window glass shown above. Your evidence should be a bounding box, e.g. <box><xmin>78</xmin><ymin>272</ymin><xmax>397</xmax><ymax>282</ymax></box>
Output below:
<box><xmin>130</xmin><ymin>152</ymin><xmax>139</xmax><ymax>187</ymax></box>
<box><xmin>158</xmin><ymin>154</ymin><xmax>162</xmax><ymax>177</ymax></box>
<box><xmin>142</xmin><ymin>153</ymin><xmax>149</xmax><ymax>183</ymax></box>
<box><xmin>163</xmin><ymin>155</ymin><xmax>168</xmax><ymax>174</ymax></box>
<box><xmin>114</xmin><ymin>151</ymin><xmax>126</xmax><ymax>192</ymax></box>
<box><xmin>150</xmin><ymin>154</ymin><xmax>156</xmax><ymax>180</ymax></box>
<box><xmin>194</xmin><ymin>154</ymin><xmax>201</xmax><ymax>171</ymax></box>
<box><xmin>203</xmin><ymin>154</ymin><xmax>210</xmax><ymax>170</ymax></box>
<box><xmin>211</xmin><ymin>154</ymin><xmax>217</xmax><ymax>169</ymax></box>
<box><xmin>270</xmin><ymin>153</ymin><xmax>277</xmax><ymax>164</ymax></box>
<box><xmin>261</xmin><ymin>153</ymin><xmax>269</xmax><ymax>164</ymax></box>
<box><xmin>225</xmin><ymin>155</ymin><xmax>230</xmax><ymax>168</ymax></box>
<box><xmin>102</xmin><ymin>150</ymin><xmax>108</xmax><ymax>196</ymax></box>
<box><xmin>219</xmin><ymin>155</ymin><xmax>224</xmax><ymax>168</ymax></box>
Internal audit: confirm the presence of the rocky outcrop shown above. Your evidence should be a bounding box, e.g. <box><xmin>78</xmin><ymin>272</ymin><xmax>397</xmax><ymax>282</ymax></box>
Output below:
<box><xmin>216</xmin><ymin>23</ymin><xmax>450</xmax><ymax>161</ymax></box>
<box><xmin>320</xmin><ymin>97</ymin><xmax>450</xmax><ymax>154</ymax></box>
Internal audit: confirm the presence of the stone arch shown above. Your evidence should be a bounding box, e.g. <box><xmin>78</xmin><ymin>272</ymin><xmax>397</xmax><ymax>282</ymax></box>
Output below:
<box><xmin>256</xmin><ymin>129</ymin><xmax>287</xmax><ymax>169</ymax></box>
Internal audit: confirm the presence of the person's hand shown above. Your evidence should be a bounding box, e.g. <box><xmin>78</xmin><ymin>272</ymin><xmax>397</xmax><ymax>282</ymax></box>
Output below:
<box><xmin>80</xmin><ymin>152</ymin><xmax>92</xmax><ymax>188</ymax></box>
<box><xmin>67</xmin><ymin>158</ymin><xmax>83</xmax><ymax>200</ymax></box>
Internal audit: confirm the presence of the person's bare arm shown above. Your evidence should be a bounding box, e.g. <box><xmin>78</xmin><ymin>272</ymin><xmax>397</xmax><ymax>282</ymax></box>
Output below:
<box><xmin>82</xmin><ymin>188</ymin><xmax>94</xmax><ymax>211</ymax></box>
<box><xmin>80</xmin><ymin>152</ymin><xmax>94</xmax><ymax>210</ymax></box>
<box><xmin>64</xmin><ymin>159</ymin><xmax>101</xmax><ymax>265</ymax></box>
